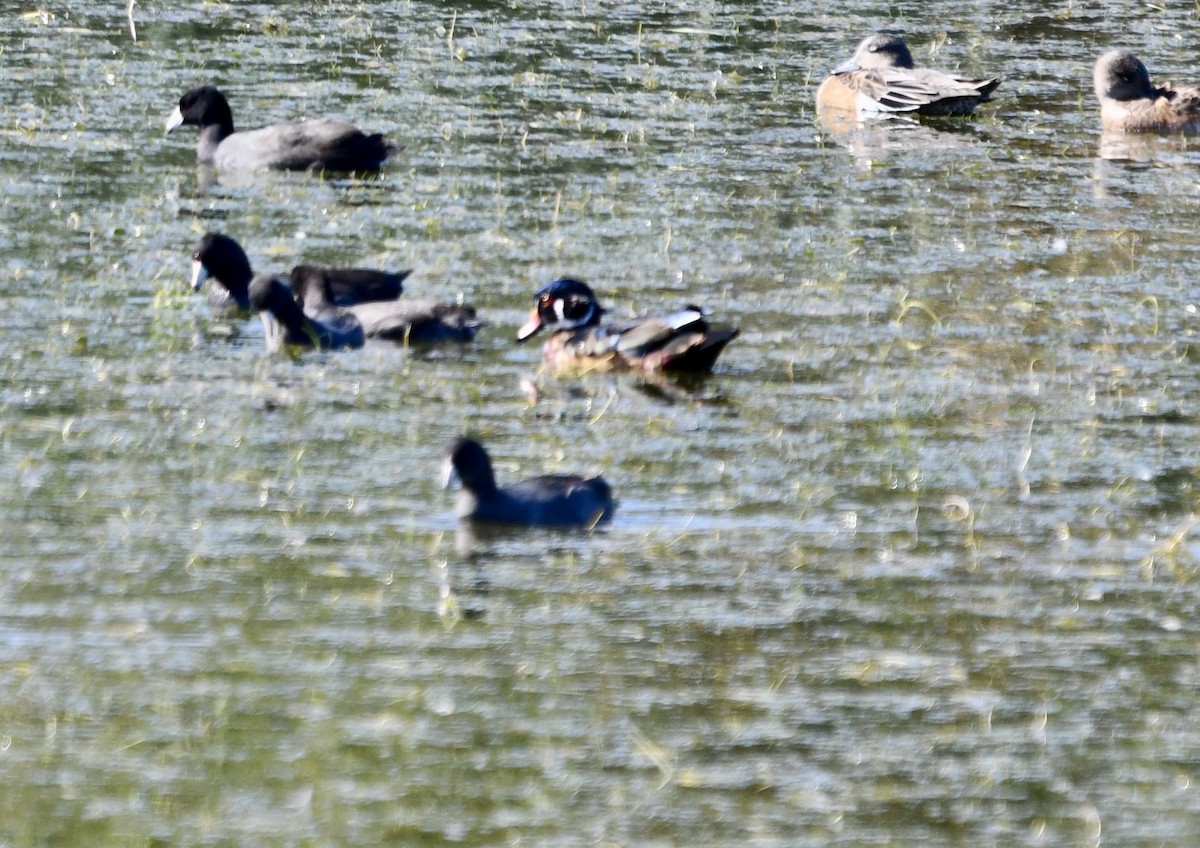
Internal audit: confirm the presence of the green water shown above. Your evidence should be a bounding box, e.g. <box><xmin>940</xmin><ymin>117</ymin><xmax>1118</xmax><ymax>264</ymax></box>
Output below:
<box><xmin>2</xmin><ymin>2</ymin><xmax>1200</xmax><ymax>845</ymax></box>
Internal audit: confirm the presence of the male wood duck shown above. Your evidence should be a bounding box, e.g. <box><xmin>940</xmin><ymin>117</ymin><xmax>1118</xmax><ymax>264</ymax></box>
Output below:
<box><xmin>816</xmin><ymin>33</ymin><xmax>999</xmax><ymax>119</ymax></box>
<box><xmin>515</xmin><ymin>278</ymin><xmax>737</xmax><ymax>373</ymax></box>
<box><xmin>248</xmin><ymin>274</ymin><xmax>364</xmax><ymax>352</ymax></box>
<box><xmin>190</xmin><ymin>232</ymin><xmax>409</xmax><ymax>313</ymax></box>
<box><xmin>290</xmin><ymin>265</ymin><xmax>480</xmax><ymax>344</ymax></box>
<box><xmin>442</xmin><ymin>436</ymin><xmax>614</xmax><ymax>528</ymax></box>
<box><xmin>1094</xmin><ymin>50</ymin><xmax>1200</xmax><ymax>133</ymax></box>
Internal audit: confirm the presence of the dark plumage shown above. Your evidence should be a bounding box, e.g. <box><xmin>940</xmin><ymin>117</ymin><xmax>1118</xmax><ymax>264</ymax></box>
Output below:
<box><xmin>248</xmin><ymin>274</ymin><xmax>364</xmax><ymax>352</ymax></box>
<box><xmin>515</xmin><ymin>278</ymin><xmax>737</xmax><ymax>373</ymax></box>
<box><xmin>290</xmin><ymin>266</ymin><xmax>481</xmax><ymax>344</ymax></box>
<box><xmin>165</xmin><ymin>85</ymin><xmax>394</xmax><ymax>172</ymax></box>
<box><xmin>442</xmin><ymin>436</ymin><xmax>614</xmax><ymax>528</ymax></box>
<box><xmin>190</xmin><ymin>233</ymin><xmax>409</xmax><ymax>313</ymax></box>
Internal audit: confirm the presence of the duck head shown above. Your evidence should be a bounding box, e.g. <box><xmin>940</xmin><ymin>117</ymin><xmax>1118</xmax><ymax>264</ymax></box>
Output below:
<box><xmin>516</xmin><ymin>278</ymin><xmax>604</xmax><ymax>342</ymax></box>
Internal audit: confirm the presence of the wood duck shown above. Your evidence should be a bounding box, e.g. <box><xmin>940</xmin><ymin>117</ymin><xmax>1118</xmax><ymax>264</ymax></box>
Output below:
<box><xmin>290</xmin><ymin>266</ymin><xmax>481</xmax><ymax>344</ymax></box>
<box><xmin>190</xmin><ymin>232</ymin><xmax>409</xmax><ymax>313</ymax></box>
<box><xmin>442</xmin><ymin>436</ymin><xmax>614</xmax><ymax>528</ymax></box>
<box><xmin>816</xmin><ymin>33</ymin><xmax>1000</xmax><ymax>119</ymax></box>
<box><xmin>165</xmin><ymin>85</ymin><xmax>395</xmax><ymax>172</ymax></box>
<box><xmin>515</xmin><ymin>278</ymin><xmax>737</xmax><ymax>373</ymax></box>
<box><xmin>248</xmin><ymin>275</ymin><xmax>364</xmax><ymax>352</ymax></box>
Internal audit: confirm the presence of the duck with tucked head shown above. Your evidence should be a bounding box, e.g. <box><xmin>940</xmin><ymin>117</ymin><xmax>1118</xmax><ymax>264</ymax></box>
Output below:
<box><xmin>816</xmin><ymin>33</ymin><xmax>999</xmax><ymax>119</ymax></box>
<box><xmin>442</xmin><ymin>436</ymin><xmax>614</xmax><ymax>528</ymax></box>
<box><xmin>248</xmin><ymin>274</ymin><xmax>364</xmax><ymax>353</ymax></box>
<box><xmin>165</xmin><ymin>85</ymin><xmax>395</xmax><ymax>172</ymax></box>
<box><xmin>190</xmin><ymin>232</ymin><xmax>409</xmax><ymax>314</ymax></box>
<box><xmin>516</xmin><ymin>278</ymin><xmax>737</xmax><ymax>374</ymax></box>
<box><xmin>290</xmin><ymin>266</ymin><xmax>481</xmax><ymax>345</ymax></box>
<box><xmin>1093</xmin><ymin>49</ymin><xmax>1200</xmax><ymax>134</ymax></box>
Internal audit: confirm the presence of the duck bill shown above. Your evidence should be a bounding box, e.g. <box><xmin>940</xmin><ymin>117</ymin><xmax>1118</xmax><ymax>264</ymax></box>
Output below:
<box><xmin>440</xmin><ymin>456</ymin><xmax>460</xmax><ymax>490</ymax></box>
<box><xmin>190</xmin><ymin>260</ymin><xmax>209</xmax><ymax>292</ymax></box>
<box><xmin>831</xmin><ymin>58</ymin><xmax>861</xmax><ymax>75</ymax></box>
<box><xmin>164</xmin><ymin>105</ymin><xmax>185</xmax><ymax>134</ymax></box>
<box><xmin>515</xmin><ymin>309</ymin><xmax>543</xmax><ymax>343</ymax></box>
<box><xmin>258</xmin><ymin>311</ymin><xmax>287</xmax><ymax>354</ymax></box>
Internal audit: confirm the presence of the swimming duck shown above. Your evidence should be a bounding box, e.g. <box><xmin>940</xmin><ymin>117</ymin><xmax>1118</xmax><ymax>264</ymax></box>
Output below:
<box><xmin>1093</xmin><ymin>49</ymin><xmax>1200</xmax><ymax>133</ymax></box>
<box><xmin>441</xmin><ymin>436</ymin><xmax>614</xmax><ymax>528</ymax></box>
<box><xmin>515</xmin><ymin>278</ymin><xmax>737</xmax><ymax>373</ymax></box>
<box><xmin>190</xmin><ymin>232</ymin><xmax>409</xmax><ymax>313</ymax></box>
<box><xmin>816</xmin><ymin>33</ymin><xmax>1000</xmax><ymax>118</ymax></box>
<box><xmin>165</xmin><ymin>85</ymin><xmax>394</xmax><ymax>172</ymax></box>
<box><xmin>248</xmin><ymin>274</ymin><xmax>364</xmax><ymax>352</ymax></box>
<box><xmin>290</xmin><ymin>266</ymin><xmax>481</xmax><ymax>344</ymax></box>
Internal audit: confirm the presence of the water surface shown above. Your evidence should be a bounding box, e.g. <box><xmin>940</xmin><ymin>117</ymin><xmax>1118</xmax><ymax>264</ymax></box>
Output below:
<box><xmin>3</xmin><ymin>2</ymin><xmax>1200</xmax><ymax>845</ymax></box>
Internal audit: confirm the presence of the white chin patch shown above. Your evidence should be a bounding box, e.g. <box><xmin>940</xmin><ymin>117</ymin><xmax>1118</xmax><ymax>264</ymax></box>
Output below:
<box><xmin>555</xmin><ymin>300</ymin><xmax>593</xmax><ymax>330</ymax></box>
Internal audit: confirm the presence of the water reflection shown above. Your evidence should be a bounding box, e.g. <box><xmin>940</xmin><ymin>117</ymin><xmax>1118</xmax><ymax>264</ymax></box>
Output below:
<box><xmin>1096</xmin><ymin>129</ymin><xmax>1200</xmax><ymax>162</ymax></box>
<box><xmin>440</xmin><ymin>520</ymin><xmax>622</xmax><ymax>622</ymax></box>
<box><xmin>181</xmin><ymin>162</ymin><xmax>397</xmax><ymax>198</ymax></box>
<box><xmin>817</xmin><ymin>110</ymin><xmax>977</xmax><ymax>164</ymax></box>
<box><xmin>1097</xmin><ymin>130</ymin><xmax>1162</xmax><ymax>163</ymax></box>
<box><xmin>433</xmin><ymin>543</ymin><xmax>491</xmax><ymax>621</ymax></box>
<box><xmin>9</xmin><ymin>2</ymin><xmax>1200</xmax><ymax>845</ymax></box>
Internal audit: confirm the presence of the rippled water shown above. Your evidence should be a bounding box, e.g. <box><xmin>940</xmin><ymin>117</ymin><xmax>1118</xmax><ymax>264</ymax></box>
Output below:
<box><xmin>3</xmin><ymin>2</ymin><xmax>1200</xmax><ymax>845</ymax></box>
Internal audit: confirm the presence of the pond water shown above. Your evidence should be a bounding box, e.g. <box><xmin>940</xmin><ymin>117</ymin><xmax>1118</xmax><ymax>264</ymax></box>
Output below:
<box><xmin>3</xmin><ymin>1</ymin><xmax>1200</xmax><ymax>845</ymax></box>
